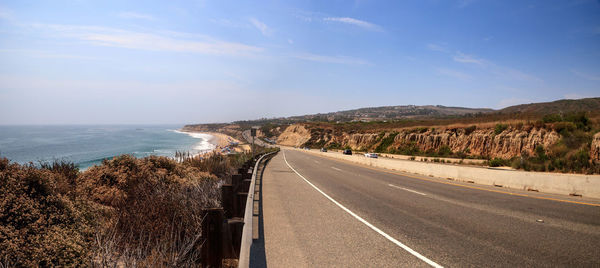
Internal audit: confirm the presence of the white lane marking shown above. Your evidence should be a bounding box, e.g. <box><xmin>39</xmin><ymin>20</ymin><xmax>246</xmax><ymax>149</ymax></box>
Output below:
<box><xmin>331</xmin><ymin>166</ymin><xmax>342</xmax><ymax>171</ymax></box>
<box><xmin>388</xmin><ymin>184</ymin><xmax>427</xmax><ymax>196</ymax></box>
<box><xmin>283</xmin><ymin>150</ymin><xmax>442</xmax><ymax>268</ymax></box>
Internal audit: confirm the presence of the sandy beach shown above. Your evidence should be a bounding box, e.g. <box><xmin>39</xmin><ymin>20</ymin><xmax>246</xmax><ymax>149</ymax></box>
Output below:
<box><xmin>184</xmin><ymin>131</ymin><xmax>249</xmax><ymax>155</ymax></box>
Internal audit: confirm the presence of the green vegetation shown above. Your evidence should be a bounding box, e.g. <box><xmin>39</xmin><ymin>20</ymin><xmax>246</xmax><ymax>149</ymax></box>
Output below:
<box><xmin>489</xmin><ymin>157</ymin><xmax>508</xmax><ymax>167</ymax></box>
<box><xmin>488</xmin><ymin>113</ymin><xmax>599</xmax><ymax>174</ymax></box>
<box><xmin>494</xmin><ymin>123</ymin><xmax>509</xmax><ymax>135</ymax></box>
<box><xmin>374</xmin><ymin>132</ymin><xmax>399</xmax><ymax>153</ymax></box>
<box><xmin>0</xmin><ymin>151</ymin><xmax>257</xmax><ymax>267</ymax></box>
<box><xmin>464</xmin><ymin>125</ymin><xmax>477</xmax><ymax>135</ymax></box>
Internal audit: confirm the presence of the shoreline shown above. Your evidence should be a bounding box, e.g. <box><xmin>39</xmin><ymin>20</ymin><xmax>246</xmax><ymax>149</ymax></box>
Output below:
<box><xmin>181</xmin><ymin>130</ymin><xmax>248</xmax><ymax>155</ymax></box>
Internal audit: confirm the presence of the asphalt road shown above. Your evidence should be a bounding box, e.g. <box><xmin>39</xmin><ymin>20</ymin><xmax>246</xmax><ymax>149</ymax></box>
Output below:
<box><xmin>260</xmin><ymin>149</ymin><xmax>600</xmax><ymax>267</ymax></box>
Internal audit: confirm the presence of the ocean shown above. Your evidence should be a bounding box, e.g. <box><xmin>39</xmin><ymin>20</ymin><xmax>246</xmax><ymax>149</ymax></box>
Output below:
<box><xmin>0</xmin><ymin>125</ymin><xmax>215</xmax><ymax>170</ymax></box>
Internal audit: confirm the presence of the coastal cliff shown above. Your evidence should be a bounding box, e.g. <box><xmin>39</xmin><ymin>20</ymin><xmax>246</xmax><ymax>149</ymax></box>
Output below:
<box><xmin>276</xmin><ymin>123</ymin><xmax>590</xmax><ymax>160</ymax></box>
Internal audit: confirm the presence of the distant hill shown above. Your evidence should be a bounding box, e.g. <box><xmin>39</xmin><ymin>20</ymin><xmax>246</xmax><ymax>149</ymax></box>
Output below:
<box><xmin>289</xmin><ymin>105</ymin><xmax>494</xmax><ymax>122</ymax></box>
<box><xmin>232</xmin><ymin>105</ymin><xmax>494</xmax><ymax>125</ymax></box>
<box><xmin>499</xmin><ymin>98</ymin><xmax>600</xmax><ymax>115</ymax></box>
<box><xmin>185</xmin><ymin>97</ymin><xmax>600</xmax><ymax>131</ymax></box>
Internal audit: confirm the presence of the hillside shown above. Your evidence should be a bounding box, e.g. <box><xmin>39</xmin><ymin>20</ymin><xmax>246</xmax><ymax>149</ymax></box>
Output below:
<box><xmin>283</xmin><ymin>105</ymin><xmax>493</xmax><ymax>122</ymax></box>
<box><xmin>184</xmin><ymin>97</ymin><xmax>600</xmax><ymax>137</ymax></box>
<box><xmin>499</xmin><ymin>98</ymin><xmax>600</xmax><ymax>115</ymax></box>
<box><xmin>183</xmin><ymin>97</ymin><xmax>600</xmax><ymax>174</ymax></box>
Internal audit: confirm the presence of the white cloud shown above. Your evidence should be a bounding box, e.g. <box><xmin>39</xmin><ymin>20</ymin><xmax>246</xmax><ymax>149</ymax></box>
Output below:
<box><xmin>0</xmin><ymin>49</ymin><xmax>101</xmax><ymax>60</ymax></box>
<box><xmin>30</xmin><ymin>23</ymin><xmax>263</xmax><ymax>56</ymax></box>
<box><xmin>117</xmin><ymin>11</ymin><xmax>155</xmax><ymax>20</ymax></box>
<box><xmin>453</xmin><ymin>52</ymin><xmax>485</xmax><ymax>65</ymax></box>
<box><xmin>571</xmin><ymin>69</ymin><xmax>600</xmax><ymax>81</ymax></box>
<box><xmin>293</xmin><ymin>53</ymin><xmax>369</xmax><ymax>65</ymax></box>
<box><xmin>426</xmin><ymin>43</ymin><xmax>447</xmax><ymax>52</ymax></box>
<box><xmin>437</xmin><ymin>68</ymin><xmax>472</xmax><ymax>80</ymax></box>
<box><xmin>249</xmin><ymin>18</ymin><xmax>272</xmax><ymax>36</ymax></box>
<box><xmin>323</xmin><ymin>17</ymin><xmax>382</xmax><ymax>31</ymax></box>
<box><xmin>450</xmin><ymin>51</ymin><xmax>542</xmax><ymax>82</ymax></box>
<box><xmin>492</xmin><ymin>67</ymin><xmax>542</xmax><ymax>82</ymax></box>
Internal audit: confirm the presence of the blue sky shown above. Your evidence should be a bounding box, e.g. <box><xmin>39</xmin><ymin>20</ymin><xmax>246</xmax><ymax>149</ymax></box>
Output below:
<box><xmin>0</xmin><ymin>0</ymin><xmax>599</xmax><ymax>124</ymax></box>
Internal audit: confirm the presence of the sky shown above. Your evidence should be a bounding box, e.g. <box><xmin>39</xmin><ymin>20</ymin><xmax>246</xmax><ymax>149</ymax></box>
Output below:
<box><xmin>0</xmin><ymin>0</ymin><xmax>599</xmax><ymax>124</ymax></box>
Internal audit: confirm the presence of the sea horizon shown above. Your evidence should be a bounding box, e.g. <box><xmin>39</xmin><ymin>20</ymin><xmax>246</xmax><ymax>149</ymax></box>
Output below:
<box><xmin>0</xmin><ymin>124</ymin><xmax>217</xmax><ymax>170</ymax></box>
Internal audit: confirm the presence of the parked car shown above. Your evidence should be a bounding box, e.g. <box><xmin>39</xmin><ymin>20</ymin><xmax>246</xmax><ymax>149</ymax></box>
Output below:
<box><xmin>320</xmin><ymin>148</ymin><xmax>327</xmax><ymax>152</ymax></box>
<box><xmin>303</xmin><ymin>147</ymin><xmax>310</xmax><ymax>150</ymax></box>
<box><xmin>364</xmin><ymin>153</ymin><xmax>378</xmax><ymax>158</ymax></box>
<box><xmin>342</xmin><ymin>149</ymin><xmax>352</xmax><ymax>155</ymax></box>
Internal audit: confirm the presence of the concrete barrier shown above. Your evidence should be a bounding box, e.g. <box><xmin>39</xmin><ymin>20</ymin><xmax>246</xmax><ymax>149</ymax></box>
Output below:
<box><xmin>289</xmin><ymin>148</ymin><xmax>600</xmax><ymax>199</ymax></box>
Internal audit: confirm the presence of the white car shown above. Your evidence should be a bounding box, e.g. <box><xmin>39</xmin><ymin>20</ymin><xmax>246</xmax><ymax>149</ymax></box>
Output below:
<box><xmin>364</xmin><ymin>153</ymin><xmax>378</xmax><ymax>158</ymax></box>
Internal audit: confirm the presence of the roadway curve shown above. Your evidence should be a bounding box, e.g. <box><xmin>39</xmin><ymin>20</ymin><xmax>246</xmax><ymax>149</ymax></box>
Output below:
<box><xmin>259</xmin><ymin>149</ymin><xmax>600</xmax><ymax>267</ymax></box>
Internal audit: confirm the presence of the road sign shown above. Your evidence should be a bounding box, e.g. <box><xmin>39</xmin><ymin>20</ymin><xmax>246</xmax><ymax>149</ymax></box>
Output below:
<box><xmin>251</xmin><ymin>128</ymin><xmax>256</xmax><ymax>137</ymax></box>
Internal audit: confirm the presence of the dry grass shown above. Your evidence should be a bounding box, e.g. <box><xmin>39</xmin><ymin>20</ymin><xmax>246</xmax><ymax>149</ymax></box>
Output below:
<box><xmin>0</xmin><ymin>151</ymin><xmax>254</xmax><ymax>267</ymax></box>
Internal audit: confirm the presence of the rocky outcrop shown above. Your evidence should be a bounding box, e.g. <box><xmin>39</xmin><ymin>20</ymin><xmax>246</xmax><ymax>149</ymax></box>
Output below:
<box><xmin>341</xmin><ymin>133</ymin><xmax>380</xmax><ymax>150</ymax></box>
<box><xmin>393</xmin><ymin>128</ymin><xmax>559</xmax><ymax>158</ymax></box>
<box><xmin>592</xmin><ymin>132</ymin><xmax>600</xmax><ymax>162</ymax></box>
<box><xmin>277</xmin><ymin>124</ymin><xmax>312</xmax><ymax>147</ymax></box>
<box><xmin>279</xmin><ymin>123</ymin><xmax>562</xmax><ymax>159</ymax></box>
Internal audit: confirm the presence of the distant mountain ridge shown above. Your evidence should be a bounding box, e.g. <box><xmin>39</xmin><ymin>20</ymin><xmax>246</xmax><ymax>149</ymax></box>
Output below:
<box><xmin>231</xmin><ymin>97</ymin><xmax>599</xmax><ymax>125</ymax></box>
<box><xmin>284</xmin><ymin>105</ymin><xmax>494</xmax><ymax>122</ymax></box>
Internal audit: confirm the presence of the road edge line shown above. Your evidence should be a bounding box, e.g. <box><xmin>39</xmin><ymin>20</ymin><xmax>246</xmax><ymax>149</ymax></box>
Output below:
<box><xmin>283</xmin><ymin>150</ymin><xmax>443</xmax><ymax>268</ymax></box>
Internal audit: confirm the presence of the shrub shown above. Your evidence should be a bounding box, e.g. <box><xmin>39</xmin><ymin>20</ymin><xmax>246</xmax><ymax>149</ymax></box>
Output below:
<box><xmin>327</xmin><ymin>142</ymin><xmax>342</xmax><ymax>149</ymax></box>
<box><xmin>437</xmin><ymin>146</ymin><xmax>453</xmax><ymax>157</ymax></box>
<box><xmin>511</xmin><ymin>158</ymin><xmax>522</xmax><ymax>169</ymax></box>
<box><xmin>494</xmin><ymin>124</ymin><xmax>508</xmax><ymax>135</ymax></box>
<box><xmin>535</xmin><ymin>145</ymin><xmax>547</xmax><ymax>161</ymax></box>
<box><xmin>489</xmin><ymin>158</ymin><xmax>508</xmax><ymax>167</ymax></box>
<box><xmin>80</xmin><ymin>155</ymin><xmax>221</xmax><ymax>266</ymax></box>
<box><xmin>543</xmin><ymin>114</ymin><xmax>562</xmax><ymax>123</ymax></box>
<box><xmin>464</xmin><ymin>125</ymin><xmax>477</xmax><ymax>135</ymax></box>
<box><xmin>0</xmin><ymin>151</ymin><xmax>255</xmax><ymax>266</ymax></box>
<box><xmin>394</xmin><ymin>141</ymin><xmax>420</xmax><ymax>155</ymax></box>
<box><xmin>375</xmin><ymin>132</ymin><xmax>398</xmax><ymax>153</ymax></box>
<box><xmin>0</xmin><ymin>159</ymin><xmax>95</xmax><ymax>267</ymax></box>
<box><xmin>563</xmin><ymin>111</ymin><xmax>590</xmax><ymax>130</ymax></box>
<box><xmin>552</xmin><ymin>122</ymin><xmax>576</xmax><ymax>134</ymax></box>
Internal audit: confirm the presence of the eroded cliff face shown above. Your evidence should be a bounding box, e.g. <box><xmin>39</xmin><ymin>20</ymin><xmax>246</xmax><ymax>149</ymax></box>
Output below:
<box><xmin>278</xmin><ymin>123</ymin><xmax>564</xmax><ymax>159</ymax></box>
<box><xmin>592</xmin><ymin>132</ymin><xmax>600</xmax><ymax>162</ymax></box>
<box><xmin>392</xmin><ymin>128</ymin><xmax>560</xmax><ymax>159</ymax></box>
<box><xmin>277</xmin><ymin>124</ymin><xmax>312</xmax><ymax>147</ymax></box>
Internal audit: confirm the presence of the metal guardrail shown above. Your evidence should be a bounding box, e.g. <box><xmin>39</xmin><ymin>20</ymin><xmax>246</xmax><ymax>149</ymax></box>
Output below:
<box><xmin>200</xmin><ymin>150</ymin><xmax>277</xmax><ymax>267</ymax></box>
<box><xmin>238</xmin><ymin>151</ymin><xmax>277</xmax><ymax>268</ymax></box>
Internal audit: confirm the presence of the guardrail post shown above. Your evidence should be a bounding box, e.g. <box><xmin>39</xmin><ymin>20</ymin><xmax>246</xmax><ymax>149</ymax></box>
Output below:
<box><xmin>201</xmin><ymin>208</ymin><xmax>224</xmax><ymax>268</ymax></box>
<box><xmin>221</xmin><ymin>184</ymin><xmax>233</xmax><ymax>219</ymax></box>
<box><xmin>236</xmin><ymin>192</ymin><xmax>248</xmax><ymax>218</ymax></box>
<box><xmin>242</xmin><ymin>179</ymin><xmax>251</xmax><ymax>191</ymax></box>
<box><xmin>232</xmin><ymin>174</ymin><xmax>243</xmax><ymax>193</ymax></box>
<box><xmin>224</xmin><ymin>218</ymin><xmax>244</xmax><ymax>258</ymax></box>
